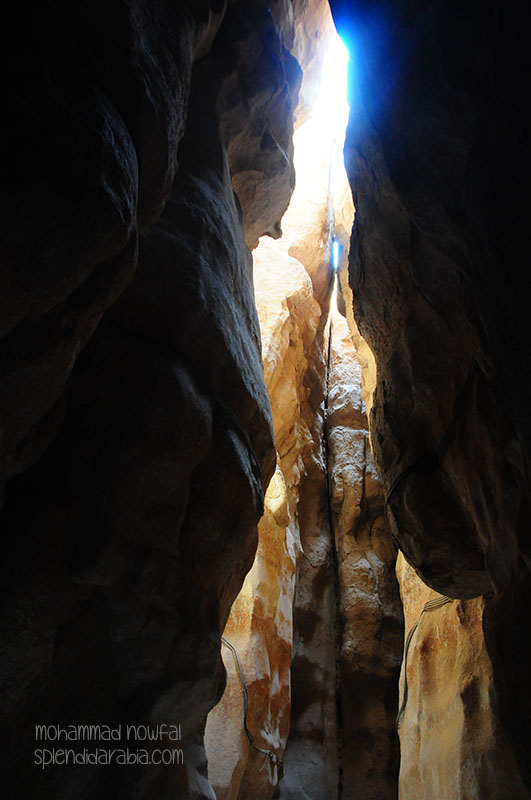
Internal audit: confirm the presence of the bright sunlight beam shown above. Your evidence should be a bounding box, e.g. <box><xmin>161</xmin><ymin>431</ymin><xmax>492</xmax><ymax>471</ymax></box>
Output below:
<box><xmin>294</xmin><ymin>30</ymin><xmax>351</xmax><ymax>210</ymax></box>
<box><xmin>313</xmin><ymin>35</ymin><xmax>350</xmax><ymax>141</ymax></box>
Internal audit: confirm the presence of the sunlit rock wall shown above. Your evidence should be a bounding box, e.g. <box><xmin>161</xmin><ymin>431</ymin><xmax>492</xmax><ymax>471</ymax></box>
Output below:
<box><xmin>204</xmin><ymin>241</ymin><xmax>321</xmax><ymax>798</ymax></box>
<box><xmin>206</xmin><ymin>5</ymin><xmax>406</xmax><ymax>798</ymax></box>
<box><xmin>204</xmin><ymin>465</ymin><xmax>297</xmax><ymax>799</ymax></box>
<box><xmin>331</xmin><ymin>0</ymin><xmax>531</xmax><ymax>790</ymax></box>
<box><xmin>327</xmin><ymin>309</ymin><xmax>402</xmax><ymax>799</ymax></box>
<box><xmin>260</xmin><ymin>10</ymin><xmax>344</xmax><ymax>800</ymax></box>
<box><xmin>396</xmin><ymin>554</ymin><xmax>528</xmax><ymax>800</ymax></box>
<box><xmin>207</xmin><ymin>5</ymin><xmax>343</xmax><ymax>798</ymax></box>
<box><xmin>266</xmin><ymin>248</ymin><xmax>336</xmax><ymax>800</ymax></box>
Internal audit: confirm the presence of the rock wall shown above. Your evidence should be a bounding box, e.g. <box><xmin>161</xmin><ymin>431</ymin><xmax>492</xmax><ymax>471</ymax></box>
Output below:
<box><xmin>1</xmin><ymin>1</ymin><xmax>213</xmax><ymax>505</ymax></box>
<box><xmin>250</xmin><ymin>11</ymin><xmax>345</xmax><ymax>798</ymax></box>
<box><xmin>330</xmin><ymin>0</ymin><xmax>531</xmax><ymax>793</ymax></box>
<box><xmin>274</xmin><ymin>289</ymin><xmax>338</xmax><ymax>800</ymax></box>
<box><xmin>0</xmin><ymin>3</ymin><xmax>302</xmax><ymax>798</ymax></box>
<box><xmin>204</xmin><ymin>239</ymin><xmax>320</xmax><ymax>799</ymax></box>
<box><xmin>205</xmin><ymin>465</ymin><xmax>297</xmax><ymax>799</ymax></box>
<box><xmin>207</xmin><ymin>42</ymin><xmax>338</xmax><ymax>799</ymax></box>
<box><xmin>5</xmin><ymin>0</ymin><xmax>530</xmax><ymax>798</ymax></box>
<box><xmin>396</xmin><ymin>553</ymin><xmax>528</xmax><ymax>800</ymax></box>
<box><xmin>207</xmin><ymin>7</ymin><xmax>403</xmax><ymax>797</ymax></box>
<box><xmin>206</xmin><ymin>7</ymin><xmax>341</xmax><ymax>798</ymax></box>
<box><xmin>275</xmin><ymin>253</ymin><xmax>403</xmax><ymax>800</ymax></box>
<box><xmin>327</xmin><ymin>309</ymin><xmax>402</xmax><ymax>800</ymax></box>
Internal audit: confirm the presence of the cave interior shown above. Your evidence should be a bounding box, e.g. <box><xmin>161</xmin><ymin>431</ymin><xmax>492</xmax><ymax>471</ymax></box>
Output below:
<box><xmin>1</xmin><ymin>1</ymin><xmax>531</xmax><ymax>799</ymax></box>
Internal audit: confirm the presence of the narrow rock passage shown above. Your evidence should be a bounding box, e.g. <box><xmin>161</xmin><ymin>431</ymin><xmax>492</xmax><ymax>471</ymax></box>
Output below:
<box><xmin>205</xmin><ymin>10</ymin><xmax>403</xmax><ymax>798</ymax></box>
<box><xmin>324</xmin><ymin>297</ymin><xmax>403</xmax><ymax>800</ymax></box>
<box><xmin>2</xmin><ymin>4</ymin><xmax>531</xmax><ymax>800</ymax></box>
<box><xmin>323</xmin><ymin>283</ymin><xmax>346</xmax><ymax>800</ymax></box>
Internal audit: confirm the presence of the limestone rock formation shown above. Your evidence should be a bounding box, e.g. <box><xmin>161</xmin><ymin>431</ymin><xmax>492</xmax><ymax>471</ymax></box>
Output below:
<box><xmin>205</xmin><ymin>466</ymin><xmax>297</xmax><ymax>800</ymax></box>
<box><xmin>0</xmin><ymin>1</ymin><xmax>228</xmax><ymax>506</ymax></box>
<box><xmin>396</xmin><ymin>554</ymin><xmax>528</xmax><ymax>799</ymax></box>
<box><xmin>207</xmin><ymin>8</ymin><xmax>343</xmax><ymax>798</ymax></box>
<box><xmin>0</xmin><ymin>2</ymin><xmax>302</xmax><ymax>798</ymax></box>
<box><xmin>3</xmin><ymin>0</ymin><xmax>531</xmax><ymax>798</ymax></box>
<box><xmin>331</xmin><ymin>0</ymin><xmax>531</xmax><ymax>788</ymax></box>
<box><xmin>215</xmin><ymin>3</ymin><xmax>302</xmax><ymax>249</ymax></box>
<box><xmin>206</xmin><ymin>8</ymin><xmax>403</xmax><ymax>797</ymax></box>
<box><xmin>206</xmin><ymin>77</ymin><xmax>336</xmax><ymax>793</ymax></box>
<box><xmin>331</xmin><ymin>0</ymin><xmax>530</xmax><ymax>599</ymax></box>
<box><xmin>327</xmin><ymin>309</ymin><xmax>402</xmax><ymax>800</ymax></box>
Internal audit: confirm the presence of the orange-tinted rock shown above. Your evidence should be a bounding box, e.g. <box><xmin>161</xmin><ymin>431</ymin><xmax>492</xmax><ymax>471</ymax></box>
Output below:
<box><xmin>327</xmin><ymin>310</ymin><xmax>402</xmax><ymax>800</ymax></box>
<box><xmin>206</xmin><ymin>131</ymin><xmax>331</xmax><ymax>800</ymax></box>
<box><xmin>396</xmin><ymin>554</ymin><xmax>528</xmax><ymax>799</ymax></box>
<box><xmin>215</xmin><ymin>3</ymin><xmax>302</xmax><ymax>250</ymax></box>
<box><xmin>206</xmin><ymin>8</ymin><xmax>349</xmax><ymax>797</ymax></box>
<box><xmin>208</xmin><ymin>7</ymin><xmax>403</xmax><ymax>798</ymax></box>
<box><xmin>6</xmin><ymin>2</ymin><xmax>531</xmax><ymax>799</ymax></box>
<box><xmin>205</xmin><ymin>467</ymin><xmax>297</xmax><ymax>800</ymax></box>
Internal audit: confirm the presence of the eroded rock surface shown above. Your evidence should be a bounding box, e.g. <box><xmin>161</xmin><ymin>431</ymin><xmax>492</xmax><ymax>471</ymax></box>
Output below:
<box><xmin>396</xmin><ymin>554</ymin><xmax>528</xmax><ymax>799</ymax></box>
<box><xmin>327</xmin><ymin>309</ymin><xmax>402</xmax><ymax>800</ymax></box>
<box><xmin>0</xmin><ymin>1</ymin><xmax>228</xmax><ymax>505</ymax></box>
<box><xmin>206</xmin><ymin>88</ymin><xmax>336</xmax><ymax>796</ymax></box>
<box><xmin>5</xmin><ymin>1</ymin><xmax>530</xmax><ymax>798</ymax></box>
<box><xmin>207</xmin><ymin>7</ymin><xmax>343</xmax><ymax>798</ymax></box>
<box><xmin>331</xmin><ymin>0</ymin><xmax>531</xmax><ymax>788</ymax></box>
<box><xmin>207</xmin><ymin>7</ymin><xmax>404</xmax><ymax>796</ymax></box>
<box><xmin>331</xmin><ymin>0</ymin><xmax>530</xmax><ymax>599</ymax></box>
<box><xmin>205</xmin><ymin>465</ymin><xmax>297</xmax><ymax>799</ymax></box>
<box><xmin>0</xmin><ymin>3</ymin><xmax>303</xmax><ymax>798</ymax></box>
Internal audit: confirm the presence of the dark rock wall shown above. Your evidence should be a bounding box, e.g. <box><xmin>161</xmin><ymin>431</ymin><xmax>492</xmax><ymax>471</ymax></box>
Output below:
<box><xmin>0</xmin><ymin>2</ymin><xmax>300</xmax><ymax>798</ymax></box>
<box><xmin>3</xmin><ymin>0</ymin><xmax>531</xmax><ymax>795</ymax></box>
<box><xmin>0</xmin><ymin>1</ymin><xmax>219</xmax><ymax>501</ymax></box>
<box><xmin>330</xmin><ymin>0</ymin><xmax>531</xmax><ymax>790</ymax></box>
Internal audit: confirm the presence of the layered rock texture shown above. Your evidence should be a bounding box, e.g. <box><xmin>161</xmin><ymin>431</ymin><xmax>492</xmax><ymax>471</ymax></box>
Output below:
<box><xmin>2</xmin><ymin>0</ymin><xmax>531</xmax><ymax>798</ymax></box>
<box><xmin>1</xmin><ymin>1</ymin><xmax>225</xmax><ymax>505</ymax></box>
<box><xmin>327</xmin><ymin>309</ymin><xmax>402</xmax><ymax>800</ymax></box>
<box><xmin>396</xmin><ymin>554</ymin><xmax>528</xmax><ymax>800</ymax></box>
<box><xmin>206</xmin><ymin>11</ymin><xmax>339</xmax><ymax>793</ymax></box>
<box><xmin>206</xmin><ymin>8</ymin><xmax>402</xmax><ymax>798</ymax></box>
<box><xmin>204</xmin><ymin>465</ymin><xmax>297</xmax><ymax>799</ymax></box>
<box><xmin>330</xmin><ymin>0</ymin><xmax>531</xmax><ymax>795</ymax></box>
<box><xmin>1</xmin><ymin>2</ymin><xmax>300</xmax><ymax>798</ymax></box>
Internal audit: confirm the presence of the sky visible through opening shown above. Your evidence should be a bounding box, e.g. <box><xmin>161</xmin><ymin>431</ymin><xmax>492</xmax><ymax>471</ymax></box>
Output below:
<box><xmin>311</xmin><ymin>28</ymin><xmax>351</xmax><ymax>310</ymax></box>
<box><xmin>206</xmin><ymin>24</ymin><xmax>356</xmax><ymax>785</ymax></box>
<box><xmin>293</xmin><ymin>27</ymin><xmax>351</xmax><ymax>304</ymax></box>
<box><xmin>295</xmin><ymin>30</ymin><xmax>350</xmax><ymax>191</ymax></box>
